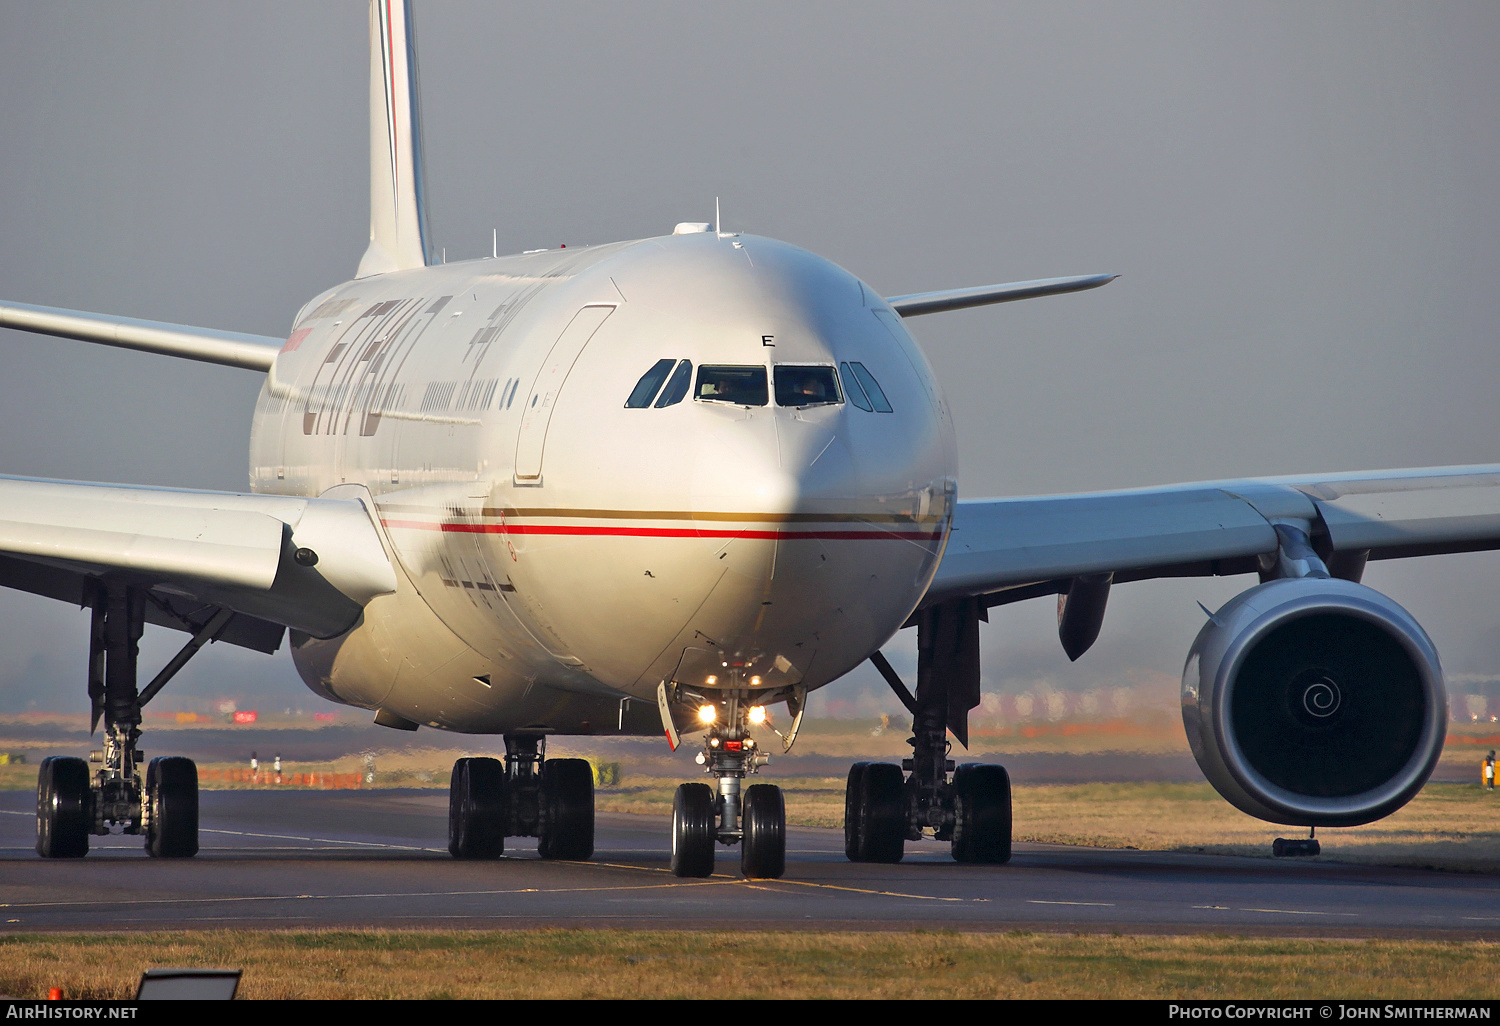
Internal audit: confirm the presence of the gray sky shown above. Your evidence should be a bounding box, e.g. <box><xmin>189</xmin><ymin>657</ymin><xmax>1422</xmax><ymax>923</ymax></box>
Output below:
<box><xmin>1</xmin><ymin>2</ymin><xmax>1498</xmax><ymax>717</ymax></box>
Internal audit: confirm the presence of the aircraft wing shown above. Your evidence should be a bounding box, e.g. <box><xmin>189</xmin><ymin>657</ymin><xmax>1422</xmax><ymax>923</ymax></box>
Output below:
<box><xmin>928</xmin><ymin>464</ymin><xmax>1500</xmax><ymax>608</ymax></box>
<box><xmin>885</xmin><ymin>274</ymin><xmax>1117</xmax><ymax>317</ymax></box>
<box><xmin>0</xmin><ymin>300</ymin><xmax>282</xmax><ymax>371</ymax></box>
<box><xmin>0</xmin><ymin>476</ymin><xmax>397</xmax><ymax>653</ymax></box>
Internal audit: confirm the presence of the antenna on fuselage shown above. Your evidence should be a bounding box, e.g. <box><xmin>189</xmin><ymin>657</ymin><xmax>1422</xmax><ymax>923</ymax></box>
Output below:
<box><xmin>715</xmin><ymin>197</ymin><xmax>723</xmax><ymax>238</ymax></box>
<box><xmin>492</xmin><ymin>229</ymin><xmax>497</xmax><ymax>259</ymax></box>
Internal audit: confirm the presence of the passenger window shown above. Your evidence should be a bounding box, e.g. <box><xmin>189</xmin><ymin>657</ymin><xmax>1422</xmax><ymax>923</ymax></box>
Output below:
<box><xmin>695</xmin><ymin>365</ymin><xmax>768</xmax><ymax>406</ymax></box>
<box><xmin>848</xmin><ymin>362</ymin><xmax>892</xmax><ymax>413</ymax></box>
<box><xmin>774</xmin><ymin>366</ymin><xmax>841</xmax><ymax>407</ymax></box>
<box><xmin>655</xmin><ymin>360</ymin><xmax>692</xmax><ymax>407</ymax></box>
<box><xmin>839</xmin><ymin>363</ymin><xmax>872</xmax><ymax>411</ymax></box>
<box><xmin>626</xmin><ymin>359</ymin><xmax>677</xmax><ymax>408</ymax></box>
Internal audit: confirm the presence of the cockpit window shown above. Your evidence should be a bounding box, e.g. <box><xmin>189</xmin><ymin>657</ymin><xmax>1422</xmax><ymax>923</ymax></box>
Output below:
<box><xmin>774</xmin><ymin>365</ymin><xmax>841</xmax><ymax>407</ymax></box>
<box><xmin>625</xmin><ymin>359</ymin><xmax>676</xmax><ymax>408</ymax></box>
<box><xmin>655</xmin><ymin>360</ymin><xmax>692</xmax><ymax>407</ymax></box>
<box><xmin>839</xmin><ymin>363</ymin><xmax>872</xmax><ymax>411</ymax></box>
<box><xmin>847</xmin><ymin>361</ymin><xmax>893</xmax><ymax>413</ymax></box>
<box><xmin>695</xmin><ymin>365</ymin><xmax>768</xmax><ymax>406</ymax></box>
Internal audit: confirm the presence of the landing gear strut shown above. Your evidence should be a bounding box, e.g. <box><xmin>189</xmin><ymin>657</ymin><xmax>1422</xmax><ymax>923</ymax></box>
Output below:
<box><xmin>36</xmin><ymin>583</ymin><xmax>222</xmax><ymax>859</ymax></box>
<box><xmin>848</xmin><ymin>599</ymin><xmax>1012</xmax><ymax>864</ymax></box>
<box><xmin>670</xmin><ymin>690</ymin><xmax>785</xmax><ymax>879</ymax></box>
<box><xmin>448</xmin><ymin>734</ymin><xmax>595</xmax><ymax>860</ymax></box>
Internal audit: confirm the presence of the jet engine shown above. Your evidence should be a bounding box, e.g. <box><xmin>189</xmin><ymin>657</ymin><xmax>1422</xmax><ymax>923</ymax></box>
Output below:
<box><xmin>1181</xmin><ymin>577</ymin><xmax>1446</xmax><ymax>827</ymax></box>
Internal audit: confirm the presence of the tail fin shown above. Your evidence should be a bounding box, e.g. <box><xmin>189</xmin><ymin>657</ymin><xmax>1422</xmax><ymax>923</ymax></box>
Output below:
<box><xmin>356</xmin><ymin>0</ymin><xmax>434</xmax><ymax>278</ymax></box>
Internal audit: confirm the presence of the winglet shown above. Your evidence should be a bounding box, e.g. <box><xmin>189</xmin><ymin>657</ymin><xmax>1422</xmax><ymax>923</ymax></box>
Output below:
<box><xmin>356</xmin><ymin>0</ymin><xmax>434</xmax><ymax>278</ymax></box>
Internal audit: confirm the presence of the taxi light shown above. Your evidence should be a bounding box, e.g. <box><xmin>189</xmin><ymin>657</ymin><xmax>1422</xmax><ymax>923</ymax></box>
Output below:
<box><xmin>749</xmin><ymin>675</ymin><xmax>762</xmax><ymax>686</ymax></box>
<box><xmin>705</xmin><ymin>675</ymin><xmax>717</xmax><ymax>685</ymax></box>
<box><xmin>748</xmin><ymin>706</ymin><xmax>767</xmax><ymax>725</ymax></box>
<box><xmin>698</xmin><ymin>704</ymin><xmax>717</xmax><ymax>724</ymax></box>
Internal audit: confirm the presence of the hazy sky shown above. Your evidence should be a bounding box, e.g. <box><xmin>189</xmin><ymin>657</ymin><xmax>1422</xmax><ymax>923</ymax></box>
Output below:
<box><xmin>1</xmin><ymin>2</ymin><xmax>1498</xmax><ymax>718</ymax></box>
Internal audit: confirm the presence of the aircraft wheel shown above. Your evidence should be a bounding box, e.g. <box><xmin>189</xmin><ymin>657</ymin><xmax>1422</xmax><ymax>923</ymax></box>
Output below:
<box><xmin>854</xmin><ymin>762</ymin><xmax>906</xmax><ymax>864</ymax></box>
<box><xmin>740</xmin><ymin>783</ymin><xmax>785</xmax><ymax>879</ymax></box>
<box><xmin>36</xmin><ymin>756</ymin><xmax>90</xmax><ymax>859</ymax></box>
<box><xmin>951</xmin><ymin>763</ymin><xmax>1012</xmax><ymax>865</ymax></box>
<box><xmin>538</xmin><ymin>758</ymin><xmax>594</xmax><ymax>860</ymax></box>
<box><xmin>843</xmin><ymin>762</ymin><xmax>870</xmax><ymax>861</ymax></box>
<box><xmin>448</xmin><ymin>757</ymin><xmax>506</xmax><ymax>859</ymax></box>
<box><xmin>670</xmin><ymin>782</ymin><xmax>715</xmax><ymax>878</ymax></box>
<box><xmin>146</xmin><ymin>756</ymin><xmax>199</xmax><ymax>859</ymax></box>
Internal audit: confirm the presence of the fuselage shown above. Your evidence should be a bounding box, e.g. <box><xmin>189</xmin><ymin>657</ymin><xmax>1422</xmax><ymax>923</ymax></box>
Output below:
<box><xmin>250</xmin><ymin>230</ymin><xmax>956</xmax><ymax>734</ymax></box>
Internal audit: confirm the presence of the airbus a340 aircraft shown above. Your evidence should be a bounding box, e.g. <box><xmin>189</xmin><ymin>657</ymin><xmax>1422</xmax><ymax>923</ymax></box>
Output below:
<box><xmin>0</xmin><ymin>2</ymin><xmax>1486</xmax><ymax>878</ymax></box>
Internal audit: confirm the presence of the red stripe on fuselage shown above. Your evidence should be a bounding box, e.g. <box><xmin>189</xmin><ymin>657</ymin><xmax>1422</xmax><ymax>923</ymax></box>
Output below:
<box><xmin>379</xmin><ymin>519</ymin><xmax>943</xmax><ymax>542</ymax></box>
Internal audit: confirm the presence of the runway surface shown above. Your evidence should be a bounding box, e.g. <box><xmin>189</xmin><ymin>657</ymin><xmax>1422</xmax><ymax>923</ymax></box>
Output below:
<box><xmin>1</xmin><ymin>789</ymin><xmax>1496</xmax><ymax>936</ymax></box>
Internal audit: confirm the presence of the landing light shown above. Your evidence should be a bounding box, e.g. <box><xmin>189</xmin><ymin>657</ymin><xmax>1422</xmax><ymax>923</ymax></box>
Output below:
<box><xmin>750</xmin><ymin>675</ymin><xmax>762</xmax><ymax>686</ymax></box>
<box><xmin>705</xmin><ymin>675</ymin><xmax>717</xmax><ymax>685</ymax></box>
<box><xmin>748</xmin><ymin>706</ymin><xmax>766</xmax><ymax>725</ymax></box>
<box><xmin>698</xmin><ymin>704</ymin><xmax>717</xmax><ymax>724</ymax></box>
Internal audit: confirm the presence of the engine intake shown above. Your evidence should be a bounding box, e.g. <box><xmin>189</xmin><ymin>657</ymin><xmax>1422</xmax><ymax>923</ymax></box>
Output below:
<box><xmin>1181</xmin><ymin>578</ymin><xmax>1445</xmax><ymax>827</ymax></box>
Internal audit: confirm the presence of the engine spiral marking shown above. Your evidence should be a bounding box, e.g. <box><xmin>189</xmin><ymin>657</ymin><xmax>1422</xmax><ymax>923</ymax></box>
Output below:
<box><xmin>1302</xmin><ymin>676</ymin><xmax>1342</xmax><ymax>718</ymax></box>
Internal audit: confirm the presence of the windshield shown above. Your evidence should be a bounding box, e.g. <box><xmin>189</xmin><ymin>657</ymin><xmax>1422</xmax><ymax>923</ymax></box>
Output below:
<box><xmin>774</xmin><ymin>365</ymin><xmax>841</xmax><ymax>407</ymax></box>
<box><xmin>695</xmin><ymin>365</ymin><xmax>768</xmax><ymax>406</ymax></box>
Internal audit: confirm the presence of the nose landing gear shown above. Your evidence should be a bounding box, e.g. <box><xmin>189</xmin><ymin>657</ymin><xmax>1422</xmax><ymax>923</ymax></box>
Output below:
<box><xmin>670</xmin><ymin>692</ymin><xmax>786</xmax><ymax>879</ymax></box>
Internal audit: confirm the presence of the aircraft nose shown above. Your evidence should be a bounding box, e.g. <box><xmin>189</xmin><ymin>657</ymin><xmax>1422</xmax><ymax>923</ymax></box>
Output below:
<box><xmin>670</xmin><ymin>401</ymin><xmax>949</xmax><ymax>695</ymax></box>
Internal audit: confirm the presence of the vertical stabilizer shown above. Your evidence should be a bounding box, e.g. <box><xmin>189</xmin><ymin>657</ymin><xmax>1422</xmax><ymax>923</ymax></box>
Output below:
<box><xmin>356</xmin><ymin>0</ymin><xmax>433</xmax><ymax>278</ymax></box>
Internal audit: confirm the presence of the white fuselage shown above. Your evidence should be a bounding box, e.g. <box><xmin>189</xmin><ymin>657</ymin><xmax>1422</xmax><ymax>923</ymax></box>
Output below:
<box><xmin>249</xmin><ymin>232</ymin><xmax>956</xmax><ymax>735</ymax></box>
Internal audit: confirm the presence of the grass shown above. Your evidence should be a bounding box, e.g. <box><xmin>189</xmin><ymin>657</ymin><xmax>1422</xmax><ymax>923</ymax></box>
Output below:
<box><xmin>0</xmin><ymin>930</ymin><xmax>1496</xmax><ymax>1000</ymax></box>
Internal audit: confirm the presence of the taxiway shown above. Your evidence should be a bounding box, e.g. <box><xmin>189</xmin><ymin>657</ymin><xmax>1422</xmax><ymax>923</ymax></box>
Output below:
<box><xmin>1</xmin><ymin>790</ymin><xmax>1496</xmax><ymax>936</ymax></box>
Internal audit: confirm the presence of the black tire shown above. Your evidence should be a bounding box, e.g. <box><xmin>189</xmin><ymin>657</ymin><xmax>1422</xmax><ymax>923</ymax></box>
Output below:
<box><xmin>741</xmin><ymin>783</ymin><xmax>786</xmax><ymax>879</ymax></box>
<box><xmin>671</xmin><ymin>782</ymin><xmax>716</xmax><ymax>878</ymax></box>
<box><xmin>951</xmin><ymin>763</ymin><xmax>1011</xmax><ymax>865</ymax></box>
<box><xmin>538</xmin><ymin>758</ymin><xmax>594</xmax><ymax>860</ymax></box>
<box><xmin>843</xmin><ymin>762</ymin><xmax>869</xmax><ymax>862</ymax></box>
<box><xmin>857</xmin><ymin>763</ymin><xmax>907</xmax><ymax>864</ymax></box>
<box><xmin>36</xmin><ymin>756</ymin><xmax>90</xmax><ymax>859</ymax></box>
<box><xmin>146</xmin><ymin>756</ymin><xmax>199</xmax><ymax>859</ymax></box>
<box><xmin>448</xmin><ymin>757</ymin><xmax>506</xmax><ymax>859</ymax></box>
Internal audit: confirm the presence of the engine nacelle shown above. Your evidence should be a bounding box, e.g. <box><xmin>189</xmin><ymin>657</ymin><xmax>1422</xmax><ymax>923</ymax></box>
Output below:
<box><xmin>1182</xmin><ymin>577</ymin><xmax>1446</xmax><ymax>827</ymax></box>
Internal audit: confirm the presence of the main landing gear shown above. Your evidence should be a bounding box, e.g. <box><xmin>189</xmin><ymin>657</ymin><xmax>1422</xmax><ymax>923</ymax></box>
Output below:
<box><xmin>37</xmin><ymin>583</ymin><xmax>227</xmax><ymax>859</ymax></box>
<box><xmin>670</xmin><ymin>691</ymin><xmax>785</xmax><ymax>880</ymax></box>
<box><xmin>448</xmin><ymin>735</ymin><xmax>595</xmax><ymax>860</ymax></box>
<box><xmin>849</xmin><ymin>599</ymin><xmax>1013</xmax><ymax>864</ymax></box>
